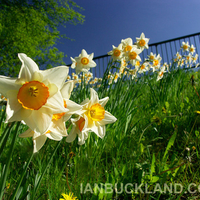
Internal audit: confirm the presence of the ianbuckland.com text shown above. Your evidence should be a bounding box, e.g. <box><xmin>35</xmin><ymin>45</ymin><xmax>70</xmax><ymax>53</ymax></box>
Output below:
<box><xmin>80</xmin><ymin>183</ymin><xmax>200</xmax><ymax>194</ymax></box>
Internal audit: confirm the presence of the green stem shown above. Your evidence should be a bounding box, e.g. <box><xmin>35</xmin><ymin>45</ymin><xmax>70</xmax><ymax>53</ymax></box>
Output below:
<box><xmin>0</xmin><ymin>106</ymin><xmax>6</xmax><ymax>128</ymax></box>
<box><xmin>0</xmin><ymin>121</ymin><xmax>21</xmax><ymax>200</ymax></box>
<box><xmin>0</xmin><ymin>122</ymin><xmax>16</xmax><ymax>157</ymax></box>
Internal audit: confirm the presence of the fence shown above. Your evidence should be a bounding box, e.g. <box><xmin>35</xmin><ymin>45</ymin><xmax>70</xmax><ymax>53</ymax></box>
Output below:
<box><xmin>68</xmin><ymin>32</ymin><xmax>200</xmax><ymax>77</ymax></box>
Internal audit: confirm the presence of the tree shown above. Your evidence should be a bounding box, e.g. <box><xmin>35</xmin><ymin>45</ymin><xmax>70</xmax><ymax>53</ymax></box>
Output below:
<box><xmin>0</xmin><ymin>0</ymin><xmax>84</xmax><ymax>76</ymax></box>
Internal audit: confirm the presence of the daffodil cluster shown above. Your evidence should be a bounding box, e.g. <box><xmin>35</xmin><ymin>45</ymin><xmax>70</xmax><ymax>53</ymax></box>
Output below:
<box><xmin>108</xmin><ymin>33</ymin><xmax>149</xmax><ymax>66</ymax></box>
<box><xmin>107</xmin><ymin>33</ymin><xmax>168</xmax><ymax>82</ymax></box>
<box><xmin>0</xmin><ymin>53</ymin><xmax>117</xmax><ymax>152</ymax></box>
<box><xmin>173</xmin><ymin>41</ymin><xmax>199</xmax><ymax>68</ymax></box>
<box><xmin>106</xmin><ymin>33</ymin><xmax>199</xmax><ymax>83</ymax></box>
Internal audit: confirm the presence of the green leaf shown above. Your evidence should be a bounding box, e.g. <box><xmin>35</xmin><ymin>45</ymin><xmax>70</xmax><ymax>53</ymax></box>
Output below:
<box><xmin>163</xmin><ymin>131</ymin><xmax>177</xmax><ymax>162</ymax></box>
<box><xmin>124</xmin><ymin>114</ymin><xmax>132</xmax><ymax>134</ymax></box>
<box><xmin>114</xmin><ymin>167</ymin><xmax>119</xmax><ymax>178</ymax></box>
<box><xmin>151</xmin><ymin>153</ymin><xmax>156</xmax><ymax>177</ymax></box>
<box><xmin>122</xmin><ymin>165</ymin><xmax>126</xmax><ymax>176</ymax></box>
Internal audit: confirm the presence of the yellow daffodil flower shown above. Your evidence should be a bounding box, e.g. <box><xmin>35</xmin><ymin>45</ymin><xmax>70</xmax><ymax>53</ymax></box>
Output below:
<box><xmin>66</xmin><ymin>88</ymin><xmax>117</xmax><ymax>145</ymax></box>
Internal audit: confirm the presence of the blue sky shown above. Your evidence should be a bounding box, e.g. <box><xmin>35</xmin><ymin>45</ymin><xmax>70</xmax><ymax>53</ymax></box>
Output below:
<box><xmin>56</xmin><ymin>0</ymin><xmax>200</xmax><ymax>65</ymax></box>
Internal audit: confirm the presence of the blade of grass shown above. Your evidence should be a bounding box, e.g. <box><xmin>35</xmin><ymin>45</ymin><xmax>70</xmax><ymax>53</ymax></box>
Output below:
<box><xmin>0</xmin><ymin>121</ymin><xmax>20</xmax><ymax>200</ymax></box>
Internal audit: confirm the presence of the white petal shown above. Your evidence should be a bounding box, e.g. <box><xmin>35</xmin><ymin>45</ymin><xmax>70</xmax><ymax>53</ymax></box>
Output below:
<box><xmin>66</xmin><ymin>126</ymin><xmax>77</xmax><ymax>143</ymax></box>
<box><xmin>33</xmin><ymin>134</ymin><xmax>47</xmax><ymax>153</ymax></box>
<box><xmin>88</xmin><ymin>52</ymin><xmax>94</xmax><ymax>60</ymax></box>
<box><xmin>89</xmin><ymin>123</ymin><xmax>99</xmax><ymax>136</ymax></box>
<box><xmin>32</xmin><ymin>71</ymin><xmax>43</xmax><ymax>82</ymax></box>
<box><xmin>24</xmin><ymin>109</ymin><xmax>52</xmax><ymax>135</ymax></box>
<box><xmin>80</xmin><ymin>98</ymin><xmax>90</xmax><ymax>106</ymax></box>
<box><xmin>97</xmin><ymin>125</ymin><xmax>106</xmax><ymax>138</ymax></box>
<box><xmin>39</xmin><ymin>66</ymin><xmax>69</xmax><ymax>89</ymax></box>
<box><xmin>47</xmin><ymin>83</ymin><xmax>58</xmax><ymax>97</ymax></box>
<box><xmin>99</xmin><ymin>111</ymin><xmax>117</xmax><ymax>126</ymax></box>
<box><xmin>65</xmin><ymin>100</ymin><xmax>82</xmax><ymax>114</ymax></box>
<box><xmin>5</xmin><ymin>90</ymin><xmax>22</xmax><ymax>122</ymax></box>
<box><xmin>89</xmin><ymin>88</ymin><xmax>99</xmax><ymax>106</ymax></box>
<box><xmin>46</xmin><ymin>132</ymin><xmax>63</xmax><ymax>141</ymax></box>
<box><xmin>0</xmin><ymin>76</ymin><xmax>19</xmax><ymax>97</ymax></box>
<box><xmin>61</xmin><ymin>81</ymin><xmax>74</xmax><ymax>99</ymax></box>
<box><xmin>99</xmin><ymin>97</ymin><xmax>109</xmax><ymax>107</ymax></box>
<box><xmin>44</xmin><ymin>91</ymin><xmax>66</xmax><ymax>114</ymax></box>
<box><xmin>77</xmin><ymin>131</ymin><xmax>88</xmax><ymax>145</ymax></box>
<box><xmin>50</xmin><ymin>119</ymin><xmax>68</xmax><ymax>137</ymax></box>
<box><xmin>18</xmin><ymin>53</ymin><xmax>39</xmax><ymax>81</ymax></box>
<box><xmin>81</xmin><ymin>49</ymin><xmax>88</xmax><ymax>57</ymax></box>
<box><xmin>88</xmin><ymin>60</ymin><xmax>96</xmax><ymax>68</ymax></box>
<box><xmin>19</xmin><ymin>128</ymin><xmax>34</xmax><ymax>138</ymax></box>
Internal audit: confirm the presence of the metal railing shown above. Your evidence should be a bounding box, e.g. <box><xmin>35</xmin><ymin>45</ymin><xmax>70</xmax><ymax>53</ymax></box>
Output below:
<box><xmin>68</xmin><ymin>32</ymin><xmax>200</xmax><ymax>77</ymax></box>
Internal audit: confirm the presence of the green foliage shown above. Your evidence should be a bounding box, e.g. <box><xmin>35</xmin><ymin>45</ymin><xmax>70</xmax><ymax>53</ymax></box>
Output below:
<box><xmin>0</xmin><ymin>0</ymin><xmax>85</xmax><ymax>76</ymax></box>
<box><xmin>1</xmin><ymin>64</ymin><xmax>200</xmax><ymax>199</ymax></box>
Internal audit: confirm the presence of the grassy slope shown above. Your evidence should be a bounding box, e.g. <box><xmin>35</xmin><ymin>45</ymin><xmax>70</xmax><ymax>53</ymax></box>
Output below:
<box><xmin>1</xmin><ymin>67</ymin><xmax>200</xmax><ymax>200</ymax></box>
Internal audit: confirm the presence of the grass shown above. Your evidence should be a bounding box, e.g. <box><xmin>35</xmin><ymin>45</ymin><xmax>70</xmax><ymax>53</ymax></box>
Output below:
<box><xmin>1</xmin><ymin>63</ymin><xmax>200</xmax><ymax>200</ymax></box>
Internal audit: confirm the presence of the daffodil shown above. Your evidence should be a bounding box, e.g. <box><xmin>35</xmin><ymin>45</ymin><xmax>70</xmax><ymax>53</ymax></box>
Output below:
<box><xmin>70</xmin><ymin>49</ymin><xmax>96</xmax><ymax>74</ymax></box>
<box><xmin>108</xmin><ymin>43</ymin><xmax>123</xmax><ymax>61</ymax></box>
<box><xmin>189</xmin><ymin>44</ymin><xmax>196</xmax><ymax>55</ymax></box>
<box><xmin>175</xmin><ymin>52</ymin><xmax>182</xmax><ymax>60</ymax></box>
<box><xmin>19</xmin><ymin>119</ymin><xmax>68</xmax><ymax>153</ymax></box>
<box><xmin>184</xmin><ymin>53</ymin><xmax>192</xmax><ymax>65</ymax></box>
<box><xmin>19</xmin><ymin>81</ymin><xmax>83</xmax><ymax>152</ymax></box>
<box><xmin>136</xmin><ymin>33</ymin><xmax>149</xmax><ymax>50</ymax></box>
<box><xmin>181</xmin><ymin>41</ymin><xmax>190</xmax><ymax>52</ymax></box>
<box><xmin>192</xmin><ymin>54</ymin><xmax>198</xmax><ymax>63</ymax></box>
<box><xmin>0</xmin><ymin>53</ymin><xmax>69</xmax><ymax>135</ymax></box>
<box><xmin>147</xmin><ymin>52</ymin><xmax>156</xmax><ymax>61</ymax></box>
<box><xmin>137</xmin><ymin>62</ymin><xmax>149</xmax><ymax>74</ymax></box>
<box><xmin>119</xmin><ymin>58</ymin><xmax>128</xmax><ymax>74</ymax></box>
<box><xmin>151</xmin><ymin>54</ymin><xmax>162</xmax><ymax>72</ymax></box>
<box><xmin>156</xmin><ymin>66</ymin><xmax>166</xmax><ymax>81</ymax></box>
<box><xmin>121</xmin><ymin>38</ymin><xmax>134</xmax><ymax>53</ymax></box>
<box><xmin>66</xmin><ymin>116</ymin><xmax>89</xmax><ymax>145</ymax></box>
<box><xmin>66</xmin><ymin>88</ymin><xmax>117</xmax><ymax>145</ymax></box>
<box><xmin>125</xmin><ymin>46</ymin><xmax>142</xmax><ymax>66</ymax></box>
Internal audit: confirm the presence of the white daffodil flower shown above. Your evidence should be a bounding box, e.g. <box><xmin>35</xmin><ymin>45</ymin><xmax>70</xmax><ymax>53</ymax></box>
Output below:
<box><xmin>184</xmin><ymin>53</ymin><xmax>193</xmax><ymax>64</ymax></box>
<box><xmin>121</xmin><ymin>38</ymin><xmax>134</xmax><ymax>53</ymax></box>
<box><xmin>66</xmin><ymin>88</ymin><xmax>117</xmax><ymax>145</ymax></box>
<box><xmin>151</xmin><ymin>54</ymin><xmax>162</xmax><ymax>72</ymax></box>
<box><xmin>108</xmin><ymin>43</ymin><xmax>124</xmax><ymax>61</ymax></box>
<box><xmin>192</xmin><ymin>54</ymin><xmax>198</xmax><ymax>64</ymax></box>
<box><xmin>70</xmin><ymin>49</ymin><xmax>96</xmax><ymax>74</ymax></box>
<box><xmin>125</xmin><ymin>46</ymin><xmax>142</xmax><ymax>66</ymax></box>
<box><xmin>138</xmin><ymin>62</ymin><xmax>149</xmax><ymax>74</ymax></box>
<box><xmin>0</xmin><ymin>53</ymin><xmax>69</xmax><ymax>135</ymax></box>
<box><xmin>189</xmin><ymin>44</ymin><xmax>196</xmax><ymax>55</ymax></box>
<box><xmin>147</xmin><ymin>52</ymin><xmax>156</xmax><ymax>62</ymax></box>
<box><xmin>136</xmin><ymin>33</ymin><xmax>150</xmax><ymax>50</ymax></box>
<box><xmin>65</xmin><ymin>116</ymin><xmax>89</xmax><ymax>145</ymax></box>
<box><xmin>156</xmin><ymin>66</ymin><xmax>166</xmax><ymax>81</ymax></box>
<box><xmin>19</xmin><ymin>80</ymin><xmax>83</xmax><ymax>152</ymax></box>
<box><xmin>181</xmin><ymin>41</ymin><xmax>190</xmax><ymax>52</ymax></box>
